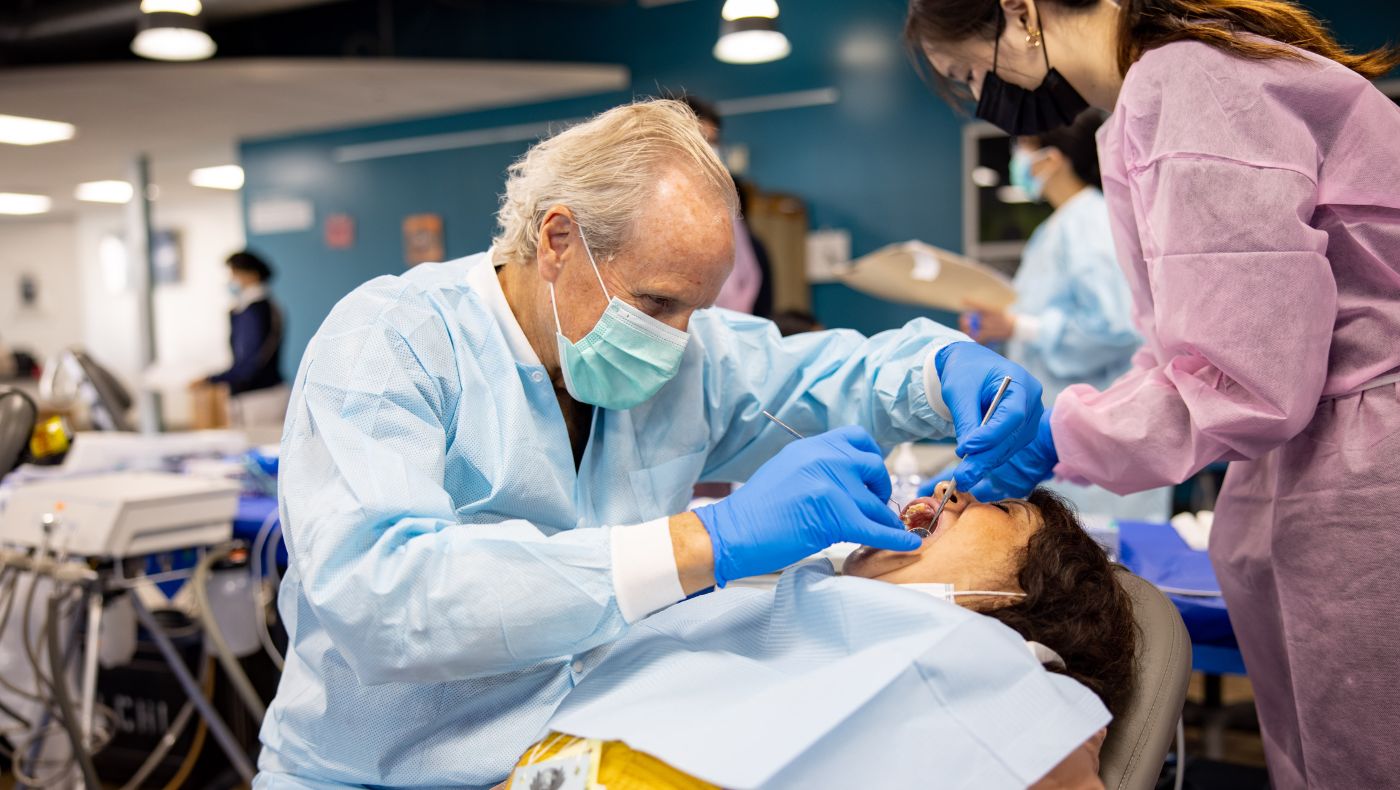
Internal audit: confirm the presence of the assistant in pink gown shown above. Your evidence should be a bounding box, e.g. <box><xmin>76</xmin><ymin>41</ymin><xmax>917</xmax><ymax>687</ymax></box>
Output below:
<box><xmin>1049</xmin><ymin>39</ymin><xmax>1400</xmax><ymax>789</ymax></box>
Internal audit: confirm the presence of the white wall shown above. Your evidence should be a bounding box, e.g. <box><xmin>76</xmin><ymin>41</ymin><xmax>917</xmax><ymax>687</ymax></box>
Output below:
<box><xmin>0</xmin><ymin>219</ymin><xmax>86</xmax><ymax>361</ymax></box>
<box><xmin>76</xmin><ymin>192</ymin><xmax>244</xmax><ymax>428</ymax></box>
<box><xmin>0</xmin><ymin>191</ymin><xmax>243</xmax><ymax>428</ymax></box>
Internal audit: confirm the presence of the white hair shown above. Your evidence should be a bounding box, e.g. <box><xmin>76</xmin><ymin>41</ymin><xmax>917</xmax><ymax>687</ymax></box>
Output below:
<box><xmin>493</xmin><ymin>99</ymin><xmax>739</xmax><ymax>264</ymax></box>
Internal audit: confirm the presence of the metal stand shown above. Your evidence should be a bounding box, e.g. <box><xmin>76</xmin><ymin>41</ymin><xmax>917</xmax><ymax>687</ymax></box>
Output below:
<box><xmin>129</xmin><ymin>591</ymin><xmax>256</xmax><ymax>783</ymax></box>
<box><xmin>80</xmin><ymin>587</ymin><xmax>101</xmax><ymax>741</ymax></box>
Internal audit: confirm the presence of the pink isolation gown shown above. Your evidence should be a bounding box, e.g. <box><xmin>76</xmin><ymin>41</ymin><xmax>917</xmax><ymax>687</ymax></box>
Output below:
<box><xmin>1050</xmin><ymin>39</ymin><xmax>1400</xmax><ymax>789</ymax></box>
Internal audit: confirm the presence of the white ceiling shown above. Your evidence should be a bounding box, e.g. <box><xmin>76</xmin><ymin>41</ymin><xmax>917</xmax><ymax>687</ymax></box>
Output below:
<box><xmin>0</xmin><ymin>58</ymin><xmax>629</xmax><ymax>217</ymax></box>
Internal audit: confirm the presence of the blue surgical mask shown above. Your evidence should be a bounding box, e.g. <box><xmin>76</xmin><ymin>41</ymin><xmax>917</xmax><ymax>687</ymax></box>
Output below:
<box><xmin>550</xmin><ymin>227</ymin><xmax>689</xmax><ymax>410</ymax></box>
<box><xmin>1009</xmin><ymin>148</ymin><xmax>1049</xmax><ymax>202</ymax></box>
<box><xmin>227</xmin><ymin>282</ymin><xmax>243</xmax><ymax>298</ymax></box>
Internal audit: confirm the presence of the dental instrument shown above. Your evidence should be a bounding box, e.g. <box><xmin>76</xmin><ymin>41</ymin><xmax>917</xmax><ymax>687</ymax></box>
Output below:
<box><xmin>924</xmin><ymin>375</ymin><xmax>1014</xmax><ymax>533</ymax></box>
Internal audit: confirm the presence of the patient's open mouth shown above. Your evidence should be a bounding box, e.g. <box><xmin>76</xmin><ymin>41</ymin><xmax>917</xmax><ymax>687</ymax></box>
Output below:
<box><xmin>900</xmin><ymin>498</ymin><xmax>938</xmax><ymax>533</ymax></box>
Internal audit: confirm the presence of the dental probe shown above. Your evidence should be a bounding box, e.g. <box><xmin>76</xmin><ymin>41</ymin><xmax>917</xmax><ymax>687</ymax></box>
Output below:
<box><xmin>923</xmin><ymin>375</ymin><xmax>1015</xmax><ymax>533</ymax></box>
<box><xmin>760</xmin><ymin>409</ymin><xmax>806</xmax><ymax>440</ymax></box>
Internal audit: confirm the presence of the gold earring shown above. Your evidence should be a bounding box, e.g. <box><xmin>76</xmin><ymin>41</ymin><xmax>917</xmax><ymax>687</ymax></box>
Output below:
<box><xmin>1026</xmin><ymin>27</ymin><xmax>1043</xmax><ymax>47</ymax></box>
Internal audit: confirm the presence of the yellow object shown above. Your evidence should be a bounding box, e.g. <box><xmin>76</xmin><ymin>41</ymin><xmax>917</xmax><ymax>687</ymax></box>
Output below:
<box><xmin>28</xmin><ymin>416</ymin><xmax>70</xmax><ymax>460</ymax></box>
<box><xmin>510</xmin><ymin>732</ymin><xmax>719</xmax><ymax>790</ymax></box>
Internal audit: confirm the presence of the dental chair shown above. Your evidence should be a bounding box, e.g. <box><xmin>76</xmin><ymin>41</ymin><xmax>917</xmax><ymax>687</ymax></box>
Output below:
<box><xmin>1099</xmin><ymin>569</ymin><xmax>1193</xmax><ymax>790</ymax></box>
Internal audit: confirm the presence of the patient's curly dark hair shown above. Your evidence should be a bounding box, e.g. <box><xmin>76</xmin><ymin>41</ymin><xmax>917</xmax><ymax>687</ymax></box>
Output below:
<box><xmin>975</xmin><ymin>488</ymin><xmax>1137</xmax><ymax>718</ymax></box>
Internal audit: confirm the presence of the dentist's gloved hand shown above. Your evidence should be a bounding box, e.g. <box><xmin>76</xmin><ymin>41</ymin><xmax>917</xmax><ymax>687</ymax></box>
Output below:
<box><xmin>934</xmin><ymin>342</ymin><xmax>1044</xmax><ymax>490</ymax></box>
<box><xmin>695</xmin><ymin>426</ymin><xmax>921</xmax><ymax>587</ymax></box>
<box><xmin>919</xmin><ymin>410</ymin><xmax>1059</xmax><ymax>500</ymax></box>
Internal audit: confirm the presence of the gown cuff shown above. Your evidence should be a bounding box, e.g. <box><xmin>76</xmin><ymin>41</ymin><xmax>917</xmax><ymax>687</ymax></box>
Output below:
<box><xmin>610</xmin><ymin>517</ymin><xmax>686</xmax><ymax>623</ymax></box>
<box><xmin>1011</xmin><ymin>312</ymin><xmax>1042</xmax><ymax>344</ymax></box>
<box><xmin>921</xmin><ymin>344</ymin><xmax>955</xmax><ymax>422</ymax></box>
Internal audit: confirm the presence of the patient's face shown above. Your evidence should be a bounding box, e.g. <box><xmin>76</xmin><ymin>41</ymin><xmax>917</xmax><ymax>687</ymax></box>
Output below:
<box><xmin>843</xmin><ymin>482</ymin><xmax>1040</xmax><ymax>596</ymax></box>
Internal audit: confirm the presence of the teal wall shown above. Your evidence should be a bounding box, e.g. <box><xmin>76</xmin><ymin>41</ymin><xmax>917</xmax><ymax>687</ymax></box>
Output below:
<box><xmin>240</xmin><ymin>0</ymin><xmax>1400</xmax><ymax>372</ymax></box>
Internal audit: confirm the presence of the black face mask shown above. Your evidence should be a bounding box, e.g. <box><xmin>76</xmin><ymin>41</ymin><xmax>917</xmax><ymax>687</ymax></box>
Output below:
<box><xmin>975</xmin><ymin>12</ymin><xmax>1089</xmax><ymax>136</ymax></box>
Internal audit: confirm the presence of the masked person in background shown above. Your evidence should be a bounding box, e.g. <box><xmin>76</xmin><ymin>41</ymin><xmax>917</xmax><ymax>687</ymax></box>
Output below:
<box><xmin>959</xmin><ymin>110</ymin><xmax>1169</xmax><ymax>523</ymax></box>
<box><xmin>203</xmin><ymin>251</ymin><xmax>288</xmax><ymax>437</ymax></box>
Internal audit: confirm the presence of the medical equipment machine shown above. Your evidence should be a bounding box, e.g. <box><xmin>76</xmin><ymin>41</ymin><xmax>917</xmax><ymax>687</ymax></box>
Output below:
<box><xmin>0</xmin><ymin>470</ymin><xmax>255</xmax><ymax>787</ymax></box>
<box><xmin>0</xmin><ymin>472</ymin><xmax>238</xmax><ymax>558</ymax></box>
<box><xmin>925</xmin><ymin>375</ymin><xmax>1015</xmax><ymax>534</ymax></box>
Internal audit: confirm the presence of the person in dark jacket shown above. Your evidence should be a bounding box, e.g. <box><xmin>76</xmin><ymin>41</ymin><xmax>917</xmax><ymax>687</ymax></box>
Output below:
<box><xmin>205</xmin><ymin>251</ymin><xmax>288</xmax><ymax>435</ymax></box>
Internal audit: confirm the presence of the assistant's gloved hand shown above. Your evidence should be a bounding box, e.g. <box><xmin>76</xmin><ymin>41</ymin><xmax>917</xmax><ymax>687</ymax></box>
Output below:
<box><xmin>935</xmin><ymin>342</ymin><xmax>1044</xmax><ymax>490</ymax></box>
<box><xmin>918</xmin><ymin>409</ymin><xmax>1059</xmax><ymax>500</ymax></box>
<box><xmin>695</xmin><ymin>425</ymin><xmax>921</xmax><ymax>587</ymax></box>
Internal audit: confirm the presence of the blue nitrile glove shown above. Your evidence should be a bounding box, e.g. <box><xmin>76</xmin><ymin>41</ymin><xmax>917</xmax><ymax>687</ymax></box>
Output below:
<box><xmin>918</xmin><ymin>409</ymin><xmax>1059</xmax><ymax>500</ymax></box>
<box><xmin>934</xmin><ymin>342</ymin><xmax>1044</xmax><ymax>490</ymax></box>
<box><xmin>694</xmin><ymin>426</ymin><xmax>921</xmax><ymax>587</ymax></box>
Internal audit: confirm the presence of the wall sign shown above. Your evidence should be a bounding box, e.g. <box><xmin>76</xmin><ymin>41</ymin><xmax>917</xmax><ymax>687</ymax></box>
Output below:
<box><xmin>249</xmin><ymin>197</ymin><xmax>315</xmax><ymax>235</ymax></box>
<box><xmin>324</xmin><ymin>213</ymin><xmax>355</xmax><ymax>250</ymax></box>
<box><xmin>403</xmin><ymin>214</ymin><xmax>444</xmax><ymax>267</ymax></box>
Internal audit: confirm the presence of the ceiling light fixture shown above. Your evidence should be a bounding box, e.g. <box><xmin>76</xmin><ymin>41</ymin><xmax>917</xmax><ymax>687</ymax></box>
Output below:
<box><xmin>0</xmin><ymin>114</ymin><xmax>76</xmax><ymax>146</ymax></box>
<box><xmin>75</xmin><ymin>181</ymin><xmax>135</xmax><ymax>204</ymax></box>
<box><xmin>189</xmin><ymin>165</ymin><xmax>244</xmax><ymax>190</ymax></box>
<box><xmin>714</xmin><ymin>0</ymin><xmax>791</xmax><ymax>65</ymax></box>
<box><xmin>0</xmin><ymin>193</ymin><xmax>53</xmax><ymax>216</ymax></box>
<box><xmin>132</xmin><ymin>0</ymin><xmax>216</xmax><ymax>62</ymax></box>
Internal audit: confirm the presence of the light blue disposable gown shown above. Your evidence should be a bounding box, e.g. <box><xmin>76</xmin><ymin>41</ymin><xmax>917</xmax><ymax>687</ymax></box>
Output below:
<box><xmin>1006</xmin><ymin>189</ymin><xmax>1170</xmax><ymax>523</ymax></box>
<box><xmin>255</xmin><ymin>252</ymin><xmax>966</xmax><ymax>789</ymax></box>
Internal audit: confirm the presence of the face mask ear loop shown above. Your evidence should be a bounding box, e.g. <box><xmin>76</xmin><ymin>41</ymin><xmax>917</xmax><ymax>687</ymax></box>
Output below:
<box><xmin>1038</xmin><ymin>9</ymin><xmax>1052</xmax><ymax>75</ymax></box>
<box><xmin>574</xmin><ymin>223</ymin><xmax>612</xmax><ymax>301</ymax></box>
<box><xmin>991</xmin><ymin>7</ymin><xmax>1004</xmax><ymax>76</ymax></box>
<box><xmin>549</xmin><ymin>282</ymin><xmax>564</xmax><ymax>335</ymax></box>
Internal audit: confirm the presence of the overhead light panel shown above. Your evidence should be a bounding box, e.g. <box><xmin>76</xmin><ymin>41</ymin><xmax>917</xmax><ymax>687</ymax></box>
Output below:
<box><xmin>132</xmin><ymin>0</ymin><xmax>216</xmax><ymax>62</ymax></box>
<box><xmin>0</xmin><ymin>114</ymin><xmax>76</xmax><ymax>146</ymax></box>
<box><xmin>0</xmin><ymin>193</ymin><xmax>53</xmax><ymax>216</ymax></box>
<box><xmin>75</xmin><ymin>180</ymin><xmax>135</xmax><ymax>204</ymax></box>
<box><xmin>189</xmin><ymin>165</ymin><xmax>244</xmax><ymax>190</ymax></box>
<box><xmin>715</xmin><ymin>0</ymin><xmax>790</xmax><ymax>65</ymax></box>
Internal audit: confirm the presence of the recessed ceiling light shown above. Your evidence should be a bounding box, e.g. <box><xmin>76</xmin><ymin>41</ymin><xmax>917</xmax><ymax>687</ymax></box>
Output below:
<box><xmin>189</xmin><ymin>165</ymin><xmax>244</xmax><ymax>190</ymax></box>
<box><xmin>75</xmin><ymin>181</ymin><xmax>135</xmax><ymax>204</ymax></box>
<box><xmin>0</xmin><ymin>114</ymin><xmax>76</xmax><ymax>146</ymax></box>
<box><xmin>0</xmin><ymin>193</ymin><xmax>53</xmax><ymax>216</ymax></box>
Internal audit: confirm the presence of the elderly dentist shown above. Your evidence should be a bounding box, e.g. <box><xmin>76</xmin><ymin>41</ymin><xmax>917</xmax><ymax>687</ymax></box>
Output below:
<box><xmin>254</xmin><ymin>99</ymin><xmax>1043</xmax><ymax>789</ymax></box>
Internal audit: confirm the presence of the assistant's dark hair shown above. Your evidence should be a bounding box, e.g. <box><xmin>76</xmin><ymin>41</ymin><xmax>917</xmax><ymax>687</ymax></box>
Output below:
<box><xmin>772</xmin><ymin>309</ymin><xmax>823</xmax><ymax>337</ymax></box>
<box><xmin>1025</xmin><ymin>109</ymin><xmax>1106</xmax><ymax>190</ymax></box>
<box><xmin>977</xmin><ymin>488</ymin><xmax>1137</xmax><ymax>718</ymax></box>
<box><xmin>226</xmin><ymin>251</ymin><xmax>273</xmax><ymax>283</ymax></box>
<box><xmin>676</xmin><ymin>94</ymin><xmax>722</xmax><ymax>133</ymax></box>
<box><xmin>904</xmin><ymin>0</ymin><xmax>1400</xmax><ymax>97</ymax></box>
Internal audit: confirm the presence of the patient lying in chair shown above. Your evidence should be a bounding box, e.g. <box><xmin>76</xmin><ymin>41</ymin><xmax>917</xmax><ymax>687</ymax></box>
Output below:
<box><xmin>504</xmin><ymin>486</ymin><xmax>1136</xmax><ymax>790</ymax></box>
